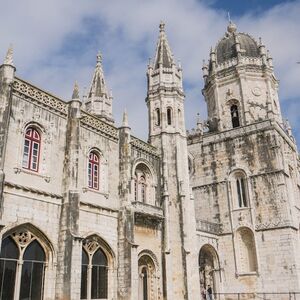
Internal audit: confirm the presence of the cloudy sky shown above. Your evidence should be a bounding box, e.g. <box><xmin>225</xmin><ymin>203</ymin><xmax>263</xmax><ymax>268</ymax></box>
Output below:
<box><xmin>1</xmin><ymin>0</ymin><xmax>300</xmax><ymax>146</ymax></box>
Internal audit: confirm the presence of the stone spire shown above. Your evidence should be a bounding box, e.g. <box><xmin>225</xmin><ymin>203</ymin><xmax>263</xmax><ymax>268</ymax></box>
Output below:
<box><xmin>153</xmin><ymin>21</ymin><xmax>175</xmax><ymax>69</ymax></box>
<box><xmin>4</xmin><ymin>44</ymin><xmax>14</xmax><ymax>66</ymax></box>
<box><xmin>122</xmin><ymin>109</ymin><xmax>129</xmax><ymax>127</ymax></box>
<box><xmin>71</xmin><ymin>81</ymin><xmax>80</xmax><ymax>100</ymax></box>
<box><xmin>85</xmin><ymin>52</ymin><xmax>114</xmax><ymax>124</ymax></box>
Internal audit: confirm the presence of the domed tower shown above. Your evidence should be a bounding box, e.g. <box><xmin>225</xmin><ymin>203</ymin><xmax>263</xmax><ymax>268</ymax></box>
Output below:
<box><xmin>188</xmin><ymin>21</ymin><xmax>300</xmax><ymax>296</ymax></box>
<box><xmin>202</xmin><ymin>21</ymin><xmax>282</xmax><ymax>132</ymax></box>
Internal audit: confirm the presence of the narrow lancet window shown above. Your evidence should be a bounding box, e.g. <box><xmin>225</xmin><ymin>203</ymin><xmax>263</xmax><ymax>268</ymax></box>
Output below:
<box><xmin>88</xmin><ymin>151</ymin><xmax>100</xmax><ymax>190</ymax></box>
<box><xmin>236</xmin><ymin>177</ymin><xmax>247</xmax><ymax>208</ymax></box>
<box><xmin>167</xmin><ymin>108</ymin><xmax>172</xmax><ymax>125</ymax></box>
<box><xmin>231</xmin><ymin>105</ymin><xmax>240</xmax><ymax>128</ymax></box>
<box><xmin>155</xmin><ymin>108</ymin><xmax>160</xmax><ymax>126</ymax></box>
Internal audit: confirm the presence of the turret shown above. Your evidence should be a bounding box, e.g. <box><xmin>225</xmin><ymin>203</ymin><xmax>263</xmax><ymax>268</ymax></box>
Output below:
<box><xmin>146</xmin><ymin>22</ymin><xmax>185</xmax><ymax>146</ymax></box>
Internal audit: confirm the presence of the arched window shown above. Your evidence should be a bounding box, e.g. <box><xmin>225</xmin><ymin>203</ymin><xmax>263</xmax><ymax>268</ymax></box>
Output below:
<box><xmin>88</xmin><ymin>151</ymin><xmax>100</xmax><ymax>190</ymax></box>
<box><xmin>138</xmin><ymin>254</ymin><xmax>156</xmax><ymax>300</ymax></box>
<box><xmin>231</xmin><ymin>105</ymin><xmax>240</xmax><ymax>128</ymax></box>
<box><xmin>81</xmin><ymin>238</ymin><xmax>108</xmax><ymax>300</ymax></box>
<box><xmin>236</xmin><ymin>227</ymin><xmax>258</xmax><ymax>273</ymax></box>
<box><xmin>0</xmin><ymin>231</ymin><xmax>46</xmax><ymax>300</ymax></box>
<box><xmin>155</xmin><ymin>108</ymin><xmax>160</xmax><ymax>126</ymax></box>
<box><xmin>167</xmin><ymin>108</ymin><xmax>172</xmax><ymax>125</ymax></box>
<box><xmin>199</xmin><ymin>244</ymin><xmax>219</xmax><ymax>295</ymax></box>
<box><xmin>22</xmin><ymin>127</ymin><xmax>41</xmax><ymax>172</ymax></box>
<box><xmin>133</xmin><ymin>163</ymin><xmax>155</xmax><ymax>205</ymax></box>
<box><xmin>231</xmin><ymin>171</ymin><xmax>249</xmax><ymax>208</ymax></box>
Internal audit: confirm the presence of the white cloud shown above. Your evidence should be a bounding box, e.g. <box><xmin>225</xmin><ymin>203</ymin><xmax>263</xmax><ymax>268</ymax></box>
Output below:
<box><xmin>1</xmin><ymin>0</ymin><xmax>300</xmax><ymax>145</ymax></box>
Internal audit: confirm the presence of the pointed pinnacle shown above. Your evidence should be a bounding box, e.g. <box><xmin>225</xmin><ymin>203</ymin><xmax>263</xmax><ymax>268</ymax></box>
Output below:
<box><xmin>72</xmin><ymin>81</ymin><xmax>80</xmax><ymax>100</ymax></box>
<box><xmin>159</xmin><ymin>21</ymin><xmax>165</xmax><ymax>32</ymax></box>
<box><xmin>122</xmin><ymin>109</ymin><xmax>129</xmax><ymax>127</ymax></box>
<box><xmin>96</xmin><ymin>51</ymin><xmax>102</xmax><ymax>65</ymax></box>
<box><xmin>4</xmin><ymin>44</ymin><xmax>14</xmax><ymax>66</ymax></box>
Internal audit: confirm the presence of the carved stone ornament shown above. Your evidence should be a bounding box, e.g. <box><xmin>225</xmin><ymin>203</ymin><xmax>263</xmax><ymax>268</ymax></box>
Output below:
<box><xmin>252</xmin><ymin>87</ymin><xmax>262</xmax><ymax>97</ymax></box>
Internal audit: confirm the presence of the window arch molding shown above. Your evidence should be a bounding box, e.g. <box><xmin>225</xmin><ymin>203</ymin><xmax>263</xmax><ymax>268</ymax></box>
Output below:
<box><xmin>228</xmin><ymin>168</ymin><xmax>251</xmax><ymax>209</ymax></box>
<box><xmin>234</xmin><ymin>226</ymin><xmax>258</xmax><ymax>275</ymax></box>
<box><xmin>80</xmin><ymin>234</ymin><xmax>115</xmax><ymax>300</ymax></box>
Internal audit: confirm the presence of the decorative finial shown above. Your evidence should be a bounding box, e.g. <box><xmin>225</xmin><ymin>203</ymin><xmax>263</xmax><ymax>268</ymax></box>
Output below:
<box><xmin>159</xmin><ymin>21</ymin><xmax>165</xmax><ymax>32</ymax></box>
<box><xmin>227</xmin><ymin>15</ymin><xmax>237</xmax><ymax>34</ymax></box>
<box><xmin>4</xmin><ymin>44</ymin><xmax>14</xmax><ymax>66</ymax></box>
<box><xmin>96</xmin><ymin>51</ymin><xmax>102</xmax><ymax>64</ymax></box>
<box><xmin>72</xmin><ymin>81</ymin><xmax>80</xmax><ymax>100</ymax></box>
<box><xmin>122</xmin><ymin>109</ymin><xmax>129</xmax><ymax>127</ymax></box>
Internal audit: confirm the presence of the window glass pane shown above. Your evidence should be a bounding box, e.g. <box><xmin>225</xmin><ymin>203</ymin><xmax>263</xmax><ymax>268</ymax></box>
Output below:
<box><xmin>23</xmin><ymin>240</ymin><xmax>45</xmax><ymax>262</ymax></box>
<box><xmin>236</xmin><ymin>179</ymin><xmax>242</xmax><ymax>207</ymax></box>
<box><xmin>142</xmin><ymin>267</ymin><xmax>148</xmax><ymax>300</ymax></box>
<box><xmin>241</xmin><ymin>178</ymin><xmax>247</xmax><ymax>207</ymax></box>
<box><xmin>0</xmin><ymin>237</ymin><xmax>19</xmax><ymax>259</ymax></box>
<box><xmin>82</xmin><ymin>249</ymin><xmax>89</xmax><ymax>265</ymax></box>
<box><xmin>80</xmin><ymin>265</ymin><xmax>88</xmax><ymax>299</ymax></box>
<box><xmin>92</xmin><ymin>248</ymin><xmax>107</xmax><ymax>266</ymax></box>
<box><xmin>91</xmin><ymin>266</ymin><xmax>107</xmax><ymax>299</ymax></box>
<box><xmin>0</xmin><ymin>259</ymin><xmax>17</xmax><ymax>300</ymax></box>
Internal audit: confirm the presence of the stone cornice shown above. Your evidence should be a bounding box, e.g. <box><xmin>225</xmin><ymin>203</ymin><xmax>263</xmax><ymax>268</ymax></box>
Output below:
<box><xmin>131</xmin><ymin>136</ymin><xmax>160</xmax><ymax>158</ymax></box>
<box><xmin>12</xmin><ymin>77</ymin><xmax>68</xmax><ymax>116</ymax></box>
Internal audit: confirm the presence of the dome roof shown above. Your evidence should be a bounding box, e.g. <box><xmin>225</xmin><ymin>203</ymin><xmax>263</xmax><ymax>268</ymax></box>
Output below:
<box><xmin>215</xmin><ymin>23</ymin><xmax>260</xmax><ymax>64</ymax></box>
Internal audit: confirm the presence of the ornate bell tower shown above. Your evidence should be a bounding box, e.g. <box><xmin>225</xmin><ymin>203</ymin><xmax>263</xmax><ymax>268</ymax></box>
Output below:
<box><xmin>146</xmin><ymin>22</ymin><xmax>200</xmax><ymax>300</ymax></box>
<box><xmin>202</xmin><ymin>21</ymin><xmax>282</xmax><ymax>132</ymax></box>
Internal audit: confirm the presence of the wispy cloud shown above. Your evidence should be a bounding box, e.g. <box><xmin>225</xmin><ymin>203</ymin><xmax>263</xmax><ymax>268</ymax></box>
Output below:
<box><xmin>1</xmin><ymin>0</ymin><xmax>299</xmax><ymax>145</ymax></box>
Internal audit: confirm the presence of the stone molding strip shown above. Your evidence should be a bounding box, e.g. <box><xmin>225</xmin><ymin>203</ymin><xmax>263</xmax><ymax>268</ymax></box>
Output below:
<box><xmin>13</xmin><ymin>77</ymin><xmax>68</xmax><ymax>116</ymax></box>
<box><xmin>131</xmin><ymin>136</ymin><xmax>160</xmax><ymax>157</ymax></box>
<box><xmin>5</xmin><ymin>181</ymin><xmax>62</xmax><ymax>199</ymax></box>
<box><xmin>80</xmin><ymin>111</ymin><xmax>118</xmax><ymax>141</ymax></box>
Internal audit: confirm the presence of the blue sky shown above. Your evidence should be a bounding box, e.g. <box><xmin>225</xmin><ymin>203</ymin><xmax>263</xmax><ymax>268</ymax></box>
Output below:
<box><xmin>0</xmin><ymin>0</ymin><xmax>299</xmax><ymax>148</ymax></box>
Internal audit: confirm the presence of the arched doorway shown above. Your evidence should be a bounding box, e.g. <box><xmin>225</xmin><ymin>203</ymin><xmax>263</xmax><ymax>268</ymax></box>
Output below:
<box><xmin>138</xmin><ymin>254</ymin><xmax>157</xmax><ymax>300</ymax></box>
<box><xmin>199</xmin><ymin>244</ymin><xmax>220</xmax><ymax>298</ymax></box>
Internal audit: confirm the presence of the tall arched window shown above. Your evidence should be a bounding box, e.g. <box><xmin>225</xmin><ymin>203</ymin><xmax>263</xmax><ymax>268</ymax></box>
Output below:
<box><xmin>231</xmin><ymin>171</ymin><xmax>249</xmax><ymax>208</ymax></box>
<box><xmin>133</xmin><ymin>163</ymin><xmax>155</xmax><ymax>205</ymax></box>
<box><xmin>88</xmin><ymin>151</ymin><xmax>100</xmax><ymax>190</ymax></box>
<box><xmin>22</xmin><ymin>127</ymin><xmax>41</xmax><ymax>172</ymax></box>
<box><xmin>236</xmin><ymin>227</ymin><xmax>258</xmax><ymax>273</ymax></box>
<box><xmin>138</xmin><ymin>255</ymin><xmax>156</xmax><ymax>300</ymax></box>
<box><xmin>81</xmin><ymin>238</ymin><xmax>108</xmax><ymax>300</ymax></box>
<box><xmin>142</xmin><ymin>267</ymin><xmax>148</xmax><ymax>300</ymax></box>
<box><xmin>231</xmin><ymin>105</ymin><xmax>240</xmax><ymax>128</ymax></box>
<box><xmin>167</xmin><ymin>108</ymin><xmax>172</xmax><ymax>125</ymax></box>
<box><xmin>155</xmin><ymin>108</ymin><xmax>160</xmax><ymax>126</ymax></box>
<box><xmin>0</xmin><ymin>231</ymin><xmax>46</xmax><ymax>300</ymax></box>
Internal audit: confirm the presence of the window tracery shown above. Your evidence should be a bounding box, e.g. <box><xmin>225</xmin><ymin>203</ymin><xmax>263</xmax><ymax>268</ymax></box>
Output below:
<box><xmin>0</xmin><ymin>230</ymin><xmax>46</xmax><ymax>300</ymax></box>
<box><xmin>81</xmin><ymin>237</ymin><xmax>109</xmax><ymax>300</ymax></box>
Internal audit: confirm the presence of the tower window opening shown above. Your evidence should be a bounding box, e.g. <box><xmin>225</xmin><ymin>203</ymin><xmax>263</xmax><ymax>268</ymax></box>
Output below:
<box><xmin>155</xmin><ymin>108</ymin><xmax>160</xmax><ymax>126</ymax></box>
<box><xmin>231</xmin><ymin>105</ymin><xmax>240</xmax><ymax>128</ymax></box>
<box><xmin>236</xmin><ymin>177</ymin><xmax>247</xmax><ymax>208</ymax></box>
<box><xmin>167</xmin><ymin>108</ymin><xmax>172</xmax><ymax>125</ymax></box>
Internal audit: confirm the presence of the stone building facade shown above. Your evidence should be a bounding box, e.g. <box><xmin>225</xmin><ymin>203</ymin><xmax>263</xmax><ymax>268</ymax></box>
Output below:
<box><xmin>0</xmin><ymin>21</ymin><xmax>299</xmax><ymax>300</ymax></box>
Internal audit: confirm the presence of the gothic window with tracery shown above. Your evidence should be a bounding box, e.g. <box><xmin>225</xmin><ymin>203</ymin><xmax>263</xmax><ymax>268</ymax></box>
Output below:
<box><xmin>0</xmin><ymin>231</ymin><xmax>46</xmax><ymax>300</ymax></box>
<box><xmin>22</xmin><ymin>127</ymin><xmax>41</xmax><ymax>172</ymax></box>
<box><xmin>88</xmin><ymin>151</ymin><xmax>100</xmax><ymax>190</ymax></box>
<box><xmin>231</xmin><ymin>171</ymin><xmax>249</xmax><ymax>209</ymax></box>
<box><xmin>81</xmin><ymin>238</ymin><xmax>108</xmax><ymax>300</ymax></box>
<box><xmin>231</xmin><ymin>105</ymin><xmax>240</xmax><ymax>128</ymax></box>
